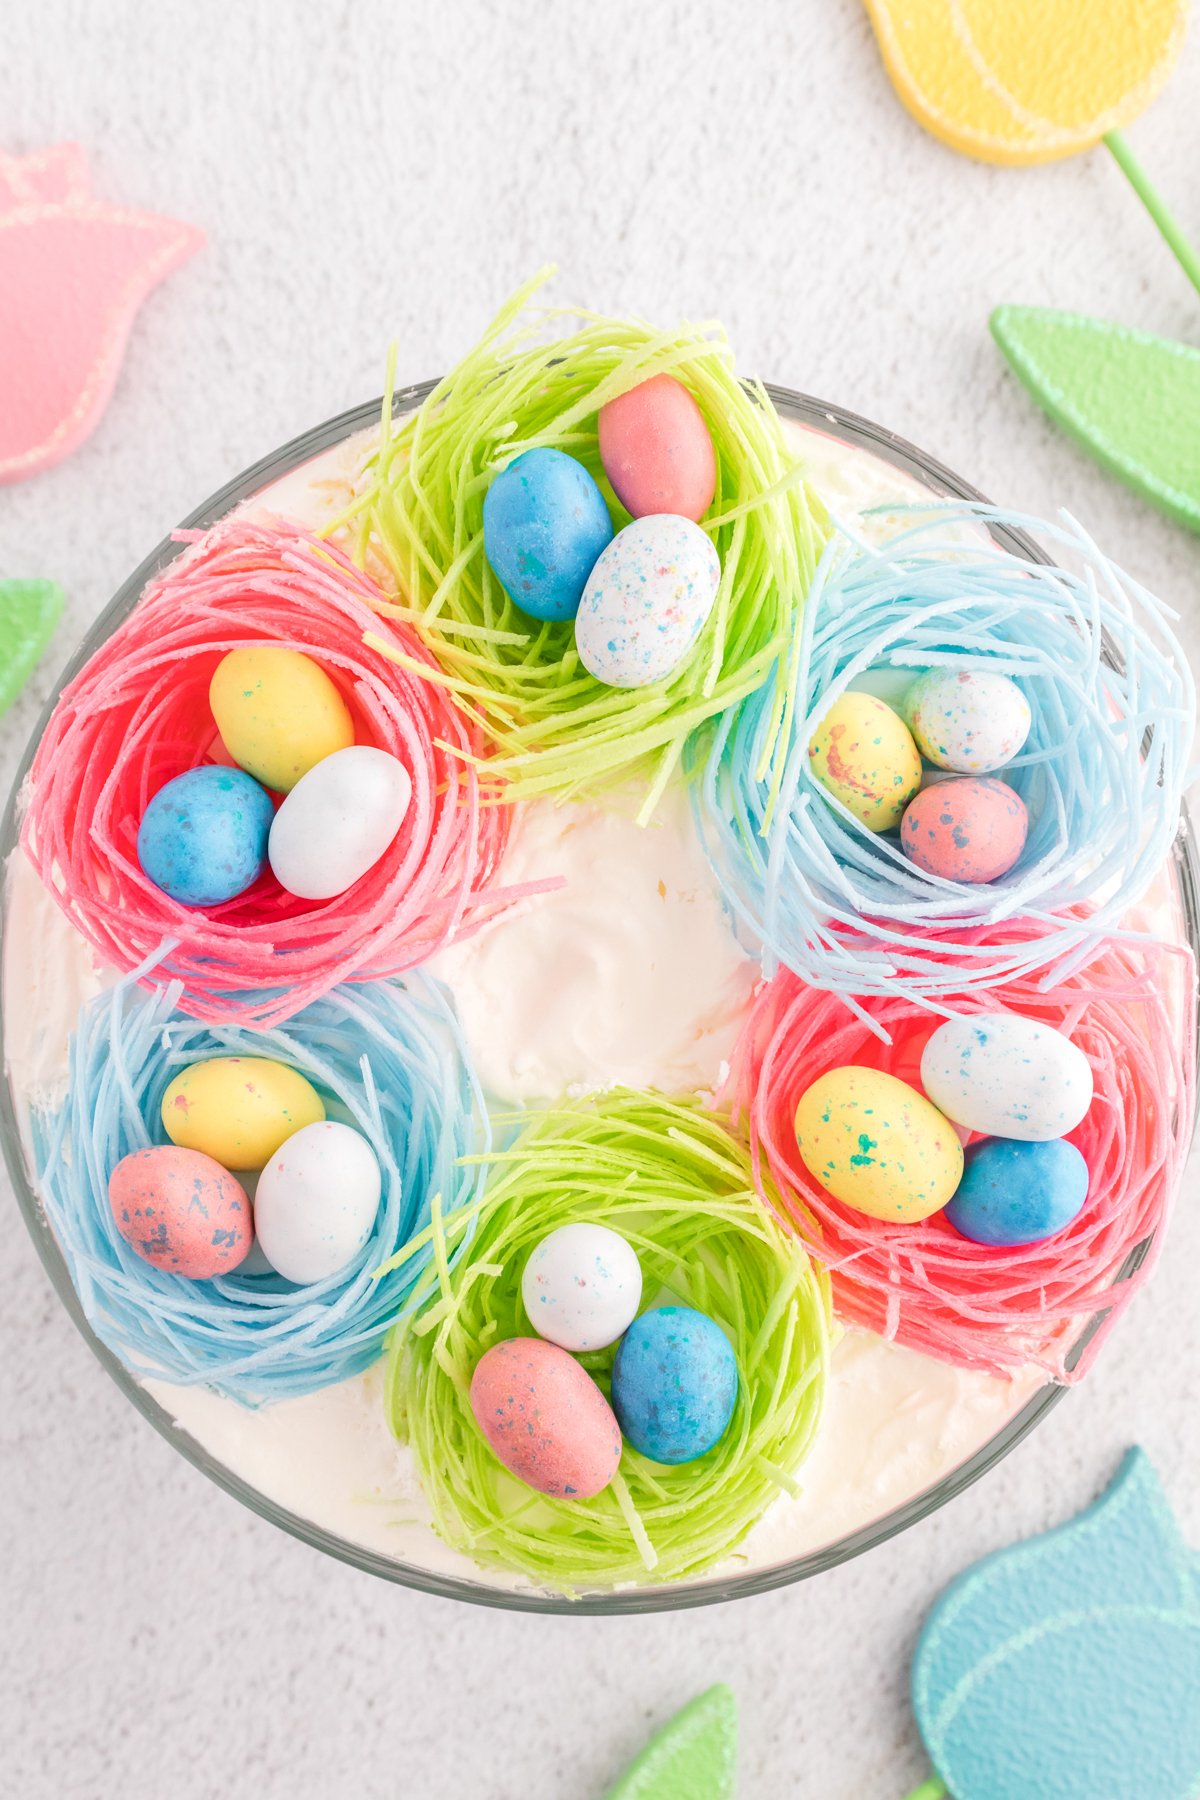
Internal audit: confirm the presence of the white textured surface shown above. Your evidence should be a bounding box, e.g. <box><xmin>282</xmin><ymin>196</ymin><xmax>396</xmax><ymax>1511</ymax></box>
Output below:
<box><xmin>2</xmin><ymin>3</ymin><xmax>1199</xmax><ymax>1796</ymax></box>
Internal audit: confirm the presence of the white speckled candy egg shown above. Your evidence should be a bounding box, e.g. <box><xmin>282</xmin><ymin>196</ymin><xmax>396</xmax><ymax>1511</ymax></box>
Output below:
<box><xmin>921</xmin><ymin>1013</ymin><xmax>1094</xmax><ymax>1142</ymax></box>
<box><xmin>253</xmin><ymin>1120</ymin><xmax>381</xmax><ymax>1284</ymax></box>
<box><xmin>904</xmin><ymin>668</ymin><xmax>1032</xmax><ymax>773</ymax></box>
<box><xmin>521</xmin><ymin>1222</ymin><xmax>643</xmax><ymax>1352</ymax></box>
<box><xmin>268</xmin><ymin>745</ymin><xmax>412</xmax><ymax>901</ymax></box>
<box><xmin>575</xmin><ymin>515</ymin><xmax>721</xmax><ymax>688</ymax></box>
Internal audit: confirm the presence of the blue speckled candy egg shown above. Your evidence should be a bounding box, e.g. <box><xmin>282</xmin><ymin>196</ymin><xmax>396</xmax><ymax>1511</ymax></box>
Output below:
<box><xmin>921</xmin><ymin>1014</ymin><xmax>1094</xmax><ymax>1142</ymax></box>
<box><xmin>575</xmin><ymin>514</ymin><xmax>721</xmax><ymax>688</ymax></box>
<box><xmin>946</xmin><ymin>1137</ymin><xmax>1090</xmax><ymax>1247</ymax></box>
<box><xmin>137</xmin><ymin>765</ymin><xmax>273</xmax><ymax>906</ymax></box>
<box><xmin>482</xmin><ymin>447</ymin><xmax>613</xmax><ymax>621</ymax></box>
<box><xmin>611</xmin><ymin>1305</ymin><xmax>738</xmax><ymax>1465</ymax></box>
<box><xmin>904</xmin><ymin>667</ymin><xmax>1032</xmax><ymax>773</ymax></box>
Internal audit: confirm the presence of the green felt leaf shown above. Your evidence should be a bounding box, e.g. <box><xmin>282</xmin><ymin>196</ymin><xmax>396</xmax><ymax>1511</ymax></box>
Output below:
<box><xmin>990</xmin><ymin>306</ymin><xmax>1200</xmax><ymax>533</ymax></box>
<box><xmin>604</xmin><ymin>1687</ymin><xmax>737</xmax><ymax>1800</ymax></box>
<box><xmin>0</xmin><ymin>578</ymin><xmax>63</xmax><ymax>716</ymax></box>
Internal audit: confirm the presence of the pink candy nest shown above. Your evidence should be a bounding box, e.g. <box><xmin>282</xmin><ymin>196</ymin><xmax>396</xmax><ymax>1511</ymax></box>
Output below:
<box><xmin>726</xmin><ymin>919</ymin><xmax>1195</xmax><ymax>1381</ymax></box>
<box><xmin>21</xmin><ymin>518</ymin><xmax>520</xmax><ymax>1026</ymax></box>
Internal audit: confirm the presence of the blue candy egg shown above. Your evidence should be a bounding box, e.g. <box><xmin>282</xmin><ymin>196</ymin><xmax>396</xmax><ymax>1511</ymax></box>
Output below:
<box><xmin>611</xmin><ymin>1305</ymin><xmax>738</xmax><ymax>1465</ymax></box>
<box><xmin>482</xmin><ymin>447</ymin><xmax>613</xmax><ymax>621</ymax></box>
<box><xmin>137</xmin><ymin>765</ymin><xmax>273</xmax><ymax>906</ymax></box>
<box><xmin>946</xmin><ymin>1137</ymin><xmax>1090</xmax><ymax>1247</ymax></box>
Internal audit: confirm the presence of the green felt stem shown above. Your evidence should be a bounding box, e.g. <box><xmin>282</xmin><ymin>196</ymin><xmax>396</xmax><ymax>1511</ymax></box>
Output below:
<box><xmin>1103</xmin><ymin>130</ymin><xmax>1200</xmax><ymax>302</ymax></box>
<box><xmin>900</xmin><ymin>1781</ymin><xmax>948</xmax><ymax>1800</ymax></box>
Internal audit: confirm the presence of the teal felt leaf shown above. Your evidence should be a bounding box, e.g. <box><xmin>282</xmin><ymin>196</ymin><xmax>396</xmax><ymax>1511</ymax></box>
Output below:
<box><xmin>603</xmin><ymin>1686</ymin><xmax>737</xmax><ymax>1800</ymax></box>
<box><xmin>913</xmin><ymin>1448</ymin><xmax>1200</xmax><ymax>1800</ymax></box>
<box><xmin>990</xmin><ymin>306</ymin><xmax>1200</xmax><ymax>533</ymax></box>
<box><xmin>0</xmin><ymin>577</ymin><xmax>63</xmax><ymax>715</ymax></box>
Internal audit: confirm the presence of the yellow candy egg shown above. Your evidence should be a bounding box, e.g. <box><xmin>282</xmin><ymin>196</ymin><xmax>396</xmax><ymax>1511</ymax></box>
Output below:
<box><xmin>209</xmin><ymin>647</ymin><xmax>354</xmax><ymax>793</ymax></box>
<box><xmin>807</xmin><ymin>692</ymin><xmax>922</xmax><ymax>831</ymax></box>
<box><xmin>794</xmin><ymin>1066</ymin><xmax>963</xmax><ymax>1223</ymax></box>
<box><xmin>161</xmin><ymin>1057</ymin><xmax>325</xmax><ymax>1170</ymax></box>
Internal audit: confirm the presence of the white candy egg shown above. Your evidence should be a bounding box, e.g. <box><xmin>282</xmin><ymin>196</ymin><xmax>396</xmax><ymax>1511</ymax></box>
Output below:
<box><xmin>521</xmin><ymin>1222</ymin><xmax>643</xmax><ymax>1352</ymax></box>
<box><xmin>575</xmin><ymin>515</ymin><xmax>721</xmax><ymax>689</ymax></box>
<box><xmin>268</xmin><ymin>745</ymin><xmax>411</xmax><ymax>901</ymax></box>
<box><xmin>904</xmin><ymin>667</ymin><xmax>1032</xmax><ymax>773</ymax></box>
<box><xmin>921</xmin><ymin>1013</ymin><xmax>1094</xmax><ymax>1142</ymax></box>
<box><xmin>253</xmin><ymin>1121</ymin><xmax>382</xmax><ymax>1284</ymax></box>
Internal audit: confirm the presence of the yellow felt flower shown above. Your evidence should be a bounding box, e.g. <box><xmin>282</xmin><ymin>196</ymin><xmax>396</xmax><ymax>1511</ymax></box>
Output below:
<box><xmin>864</xmin><ymin>0</ymin><xmax>1187</xmax><ymax>165</ymax></box>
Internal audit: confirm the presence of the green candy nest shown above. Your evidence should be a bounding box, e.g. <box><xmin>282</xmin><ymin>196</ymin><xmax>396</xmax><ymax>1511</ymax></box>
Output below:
<box><xmin>380</xmin><ymin>1090</ymin><xmax>831</xmax><ymax>1594</ymax></box>
<box><xmin>337</xmin><ymin>272</ymin><xmax>827</xmax><ymax>819</ymax></box>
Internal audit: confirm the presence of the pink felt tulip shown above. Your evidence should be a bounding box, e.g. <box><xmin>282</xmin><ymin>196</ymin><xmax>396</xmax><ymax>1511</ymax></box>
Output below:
<box><xmin>0</xmin><ymin>143</ymin><xmax>203</xmax><ymax>482</ymax></box>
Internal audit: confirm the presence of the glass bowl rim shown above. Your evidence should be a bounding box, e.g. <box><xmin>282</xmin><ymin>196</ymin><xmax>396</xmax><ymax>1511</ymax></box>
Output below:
<box><xmin>3</xmin><ymin>379</ymin><xmax>1196</xmax><ymax>1616</ymax></box>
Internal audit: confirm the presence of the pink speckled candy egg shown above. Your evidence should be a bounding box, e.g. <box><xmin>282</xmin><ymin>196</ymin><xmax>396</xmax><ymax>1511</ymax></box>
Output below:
<box><xmin>469</xmin><ymin>1337</ymin><xmax>622</xmax><ymax>1499</ymax></box>
<box><xmin>901</xmin><ymin>776</ymin><xmax>1028</xmax><ymax>883</ymax></box>
<box><xmin>598</xmin><ymin>374</ymin><xmax>717</xmax><ymax>522</ymax></box>
<box><xmin>108</xmin><ymin>1145</ymin><xmax>252</xmax><ymax>1278</ymax></box>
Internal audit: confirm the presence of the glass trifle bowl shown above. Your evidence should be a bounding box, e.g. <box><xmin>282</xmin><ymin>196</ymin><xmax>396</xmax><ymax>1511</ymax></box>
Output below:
<box><xmin>3</xmin><ymin>380</ymin><xmax>1196</xmax><ymax>1615</ymax></box>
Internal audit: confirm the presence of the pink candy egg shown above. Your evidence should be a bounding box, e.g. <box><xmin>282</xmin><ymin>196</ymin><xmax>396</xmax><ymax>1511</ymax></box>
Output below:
<box><xmin>901</xmin><ymin>777</ymin><xmax>1028</xmax><ymax>883</ymax></box>
<box><xmin>469</xmin><ymin>1337</ymin><xmax>623</xmax><ymax>1499</ymax></box>
<box><xmin>108</xmin><ymin>1145</ymin><xmax>252</xmax><ymax>1278</ymax></box>
<box><xmin>598</xmin><ymin>374</ymin><xmax>717</xmax><ymax>522</ymax></box>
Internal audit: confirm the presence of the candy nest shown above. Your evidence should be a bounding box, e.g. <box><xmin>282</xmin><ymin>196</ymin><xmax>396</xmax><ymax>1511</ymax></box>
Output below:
<box><xmin>728</xmin><ymin>924</ymin><xmax>1196</xmax><ymax>1380</ymax></box>
<box><xmin>695</xmin><ymin>506</ymin><xmax>1195</xmax><ymax>1012</ymax></box>
<box><xmin>21</xmin><ymin>519</ymin><xmax>516</xmax><ymax>1027</ymax></box>
<box><xmin>35</xmin><ymin>973</ymin><xmax>485</xmax><ymax>1402</ymax></box>
<box><xmin>381</xmin><ymin>1090</ymin><xmax>831</xmax><ymax>1592</ymax></box>
<box><xmin>337</xmin><ymin>273</ymin><xmax>827</xmax><ymax>817</ymax></box>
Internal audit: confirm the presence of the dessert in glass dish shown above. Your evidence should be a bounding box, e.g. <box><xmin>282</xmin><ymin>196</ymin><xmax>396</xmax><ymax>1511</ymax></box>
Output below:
<box><xmin>3</xmin><ymin>279</ymin><xmax>1195</xmax><ymax>1611</ymax></box>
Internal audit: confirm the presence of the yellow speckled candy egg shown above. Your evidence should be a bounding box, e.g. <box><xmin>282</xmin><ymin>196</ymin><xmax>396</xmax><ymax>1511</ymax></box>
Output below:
<box><xmin>794</xmin><ymin>1066</ymin><xmax>963</xmax><ymax>1222</ymax></box>
<box><xmin>209</xmin><ymin>646</ymin><xmax>354</xmax><ymax>793</ymax></box>
<box><xmin>807</xmin><ymin>693</ymin><xmax>922</xmax><ymax>832</ymax></box>
<box><xmin>161</xmin><ymin>1056</ymin><xmax>325</xmax><ymax>1169</ymax></box>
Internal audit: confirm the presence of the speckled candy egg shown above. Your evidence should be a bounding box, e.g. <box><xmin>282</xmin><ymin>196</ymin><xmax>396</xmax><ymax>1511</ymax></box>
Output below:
<box><xmin>108</xmin><ymin>1146</ymin><xmax>252</xmax><ymax>1278</ymax></box>
<box><xmin>921</xmin><ymin>1014</ymin><xmax>1094</xmax><ymax>1142</ymax></box>
<box><xmin>900</xmin><ymin>777</ymin><xmax>1028</xmax><ymax>882</ymax></box>
<box><xmin>137</xmin><ymin>765</ymin><xmax>273</xmax><ymax>906</ymax></box>
<box><xmin>947</xmin><ymin>1137</ymin><xmax>1090</xmax><ymax>1247</ymax></box>
<box><xmin>209</xmin><ymin>646</ymin><xmax>355</xmax><ymax>793</ymax></box>
<box><xmin>469</xmin><ymin>1337</ymin><xmax>622</xmax><ymax>1499</ymax></box>
<box><xmin>794</xmin><ymin>1066</ymin><xmax>963</xmax><ymax>1223</ymax></box>
<box><xmin>161</xmin><ymin>1056</ymin><xmax>325</xmax><ymax>1169</ymax></box>
<box><xmin>252</xmin><ymin>1121</ymin><xmax>381</xmax><ymax>1283</ymax></box>
<box><xmin>521</xmin><ymin>1222</ymin><xmax>643</xmax><ymax>1352</ymax></box>
<box><xmin>611</xmin><ymin>1306</ymin><xmax>738</xmax><ymax>1466</ymax></box>
<box><xmin>268</xmin><ymin>745</ymin><xmax>412</xmax><ymax>900</ymax></box>
<box><xmin>807</xmin><ymin>692</ymin><xmax>922</xmax><ymax>832</ymax></box>
<box><xmin>575</xmin><ymin>515</ymin><xmax>721</xmax><ymax>688</ymax></box>
<box><xmin>598</xmin><ymin>374</ymin><xmax>717</xmax><ymax>522</ymax></box>
<box><xmin>904</xmin><ymin>667</ymin><xmax>1032</xmax><ymax>774</ymax></box>
<box><xmin>482</xmin><ymin>447</ymin><xmax>613</xmax><ymax>622</ymax></box>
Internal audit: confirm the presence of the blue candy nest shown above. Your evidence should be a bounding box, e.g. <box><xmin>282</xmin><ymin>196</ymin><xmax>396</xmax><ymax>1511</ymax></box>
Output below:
<box><xmin>694</xmin><ymin>504</ymin><xmax>1195</xmax><ymax>1017</ymax></box>
<box><xmin>34</xmin><ymin>972</ymin><xmax>486</xmax><ymax>1402</ymax></box>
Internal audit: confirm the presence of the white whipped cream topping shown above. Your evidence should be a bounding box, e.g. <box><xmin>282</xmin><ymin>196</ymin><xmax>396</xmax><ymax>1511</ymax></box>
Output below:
<box><xmin>429</xmin><ymin>786</ymin><xmax>758</xmax><ymax>1105</ymax></box>
<box><xmin>3</xmin><ymin>417</ymin><xmax>1056</xmax><ymax>1595</ymax></box>
<box><xmin>144</xmin><ymin>1327</ymin><xmax>1042</xmax><ymax>1595</ymax></box>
